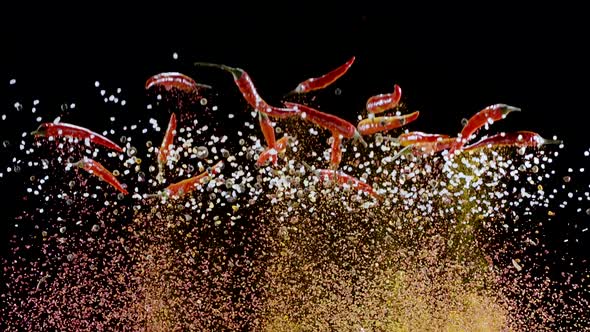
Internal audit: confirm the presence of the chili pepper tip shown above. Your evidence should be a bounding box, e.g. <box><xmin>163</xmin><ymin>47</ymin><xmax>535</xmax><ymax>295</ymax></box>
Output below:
<box><xmin>195</xmin><ymin>83</ymin><xmax>214</xmax><ymax>90</ymax></box>
<box><xmin>500</xmin><ymin>104</ymin><xmax>521</xmax><ymax>114</ymax></box>
<box><xmin>284</xmin><ymin>90</ymin><xmax>298</xmax><ymax>97</ymax></box>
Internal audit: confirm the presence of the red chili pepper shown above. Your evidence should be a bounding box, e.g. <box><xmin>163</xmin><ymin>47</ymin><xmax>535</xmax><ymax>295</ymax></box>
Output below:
<box><xmin>291</xmin><ymin>56</ymin><xmax>355</xmax><ymax>94</ymax></box>
<box><xmin>163</xmin><ymin>161</ymin><xmax>224</xmax><ymax>198</ymax></box>
<box><xmin>259</xmin><ymin>112</ymin><xmax>276</xmax><ymax>147</ymax></box>
<box><xmin>413</xmin><ymin>137</ymin><xmax>457</xmax><ymax>155</ymax></box>
<box><xmin>330</xmin><ymin>134</ymin><xmax>343</xmax><ymax>169</ymax></box>
<box><xmin>357</xmin><ymin>111</ymin><xmax>420</xmax><ymax>136</ymax></box>
<box><xmin>265</xmin><ymin>105</ymin><xmax>303</xmax><ymax>119</ymax></box>
<box><xmin>158</xmin><ymin>113</ymin><xmax>177</xmax><ymax>166</ymax></box>
<box><xmin>32</xmin><ymin>122</ymin><xmax>123</xmax><ymax>153</ymax></box>
<box><xmin>258</xmin><ymin>112</ymin><xmax>278</xmax><ymax>165</ymax></box>
<box><xmin>194</xmin><ymin>62</ymin><xmax>300</xmax><ymax>119</ymax></box>
<box><xmin>282</xmin><ymin>102</ymin><xmax>360</xmax><ymax>139</ymax></box>
<box><xmin>394</xmin><ymin>137</ymin><xmax>458</xmax><ymax>160</ymax></box>
<box><xmin>74</xmin><ymin>157</ymin><xmax>128</xmax><ymax>195</ymax></box>
<box><xmin>145</xmin><ymin>72</ymin><xmax>212</xmax><ymax>93</ymax></box>
<box><xmin>464</xmin><ymin>131</ymin><xmax>562</xmax><ymax>151</ymax></box>
<box><xmin>317</xmin><ymin>169</ymin><xmax>381</xmax><ymax>200</ymax></box>
<box><xmin>450</xmin><ymin>104</ymin><xmax>520</xmax><ymax>153</ymax></box>
<box><xmin>366</xmin><ymin>84</ymin><xmax>402</xmax><ymax>114</ymax></box>
<box><xmin>157</xmin><ymin>113</ymin><xmax>177</xmax><ymax>181</ymax></box>
<box><xmin>397</xmin><ymin>131</ymin><xmax>451</xmax><ymax>147</ymax></box>
<box><xmin>256</xmin><ymin>135</ymin><xmax>291</xmax><ymax>166</ymax></box>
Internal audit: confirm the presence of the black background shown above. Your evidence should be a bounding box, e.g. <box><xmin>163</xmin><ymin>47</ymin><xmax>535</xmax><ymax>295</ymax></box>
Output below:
<box><xmin>3</xmin><ymin>6</ymin><xmax>589</xmax><ymax>147</ymax></box>
<box><xmin>2</xmin><ymin>3</ymin><xmax>590</xmax><ymax>321</ymax></box>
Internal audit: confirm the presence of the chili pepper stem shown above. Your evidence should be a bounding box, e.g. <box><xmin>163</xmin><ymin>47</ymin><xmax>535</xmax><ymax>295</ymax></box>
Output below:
<box><xmin>193</xmin><ymin>62</ymin><xmax>225</xmax><ymax>70</ymax></box>
<box><xmin>194</xmin><ymin>62</ymin><xmax>242</xmax><ymax>78</ymax></box>
<box><xmin>194</xmin><ymin>83</ymin><xmax>214</xmax><ymax>90</ymax></box>
<box><xmin>352</xmin><ymin>130</ymin><xmax>368</xmax><ymax>148</ymax></box>
<box><xmin>72</xmin><ymin>159</ymin><xmax>86</xmax><ymax>168</ymax></box>
<box><xmin>502</xmin><ymin>105</ymin><xmax>522</xmax><ymax>115</ymax></box>
<box><xmin>392</xmin><ymin>145</ymin><xmax>414</xmax><ymax>161</ymax></box>
<box><xmin>30</xmin><ymin>124</ymin><xmax>45</xmax><ymax>136</ymax></box>
<box><xmin>541</xmin><ymin>138</ymin><xmax>563</xmax><ymax>145</ymax></box>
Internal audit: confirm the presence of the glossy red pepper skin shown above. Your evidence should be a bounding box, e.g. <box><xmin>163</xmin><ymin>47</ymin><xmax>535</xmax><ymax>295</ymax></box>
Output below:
<box><xmin>397</xmin><ymin>132</ymin><xmax>451</xmax><ymax>147</ymax></box>
<box><xmin>464</xmin><ymin>131</ymin><xmax>562</xmax><ymax>151</ymax></box>
<box><xmin>357</xmin><ymin>111</ymin><xmax>420</xmax><ymax>136</ymax></box>
<box><xmin>75</xmin><ymin>157</ymin><xmax>128</xmax><ymax>195</ymax></box>
<box><xmin>283</xmin><ymin>102</ymin><xmax>358</xmax><ymax>139</ymax></box>
<box><xmin>158</xmin><ymin>113</ymin><xmax>177</xmax><ymax>168</ymax></box>
<box><xmin>258</xmin><ymin>112</ymin><xmax>278</xmax><ymax>165</ymax></box>
<box><xmin>256</xmin><ymin>135</ymin><xmax>290</xmax><ymax>167</ymax></box>
<box><xmin>164</xmin><ymin>161</ymin><xmax>224</xmax><ymax>198</ymax></box>
<box><xmin>393</xmin><ymin>137</ymin><xmax>458</xmax><ymax>160</ymax></box>
<box><xmin>32</xmin><ymin>122</ymin><xmax>123</xmax><ymax>153</ymax></box>
<box><xmin>412</xmin><ymin>137</ymin><xmax>457</xmax><ymax>155</ymax></box>
<box><xmin>145</xmin><ymin>72</ymin><xmax>212</xmax><ymax>92</ymax></box>
<box><xmin>292</xmin><ymin>56</ymin><xmax>355</xmax><ymax>94</ymax></box>
<box><xmin>194</xmin><ymin>62</ymin><xmax>300</xmax><ymax>119</ymax></box>
<box><xmin>366</xmin><ymin>84</ymin><xmax>402</xmax><ymax>114</ymax></box>
<box><xmin>330</xmin><ymin>134</ymin><xmax>343</xmax><ymax>169</ymax></box>
<box><xmin>450</xmin><ymin>104</ymin><xmax>520</xmax><ymax>153</ymax></box>
<box><xmin>259</xmin><ymin>112</ymin><xmax>276</xmax><ymax>147</ymax></box>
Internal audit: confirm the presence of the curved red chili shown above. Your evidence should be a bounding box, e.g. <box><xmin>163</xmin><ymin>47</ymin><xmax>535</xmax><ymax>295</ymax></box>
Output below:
<box><xmin>258</xmin><ymin>112</ymin><xmax>277</xmax><ymax>165</ymax></box>
<box><xmin>366</xmin><ymin>84</ymin><xmax>402</xmax><ymax>114</ymax></box>
<box><xmin>317</xmin><ymin>169</ymin><xmax>380</xmax><ymax>200</ymax></box>
<box><xmin>450</xmin><ymin>103</ymin><xmax>521</xmax><ymax>153</ymax></box>
<box><xmin>145</xmin><ymin>72</ymin><xmax>212</xmax><ymax>92</ymax></box>
<box><xmin>259</xmin><ymin>112</ymin><xmax>276</xmax><ymax>146</ymax></box>
<box><xmin>397</xmin><ymin>131</ymin><xmax>451</xmax><ymax>147</ymax></box>
<box><xmin>291</xmin><ymin>56</ymin><xmax>355</xmax><ymax>94</ymax></box>
<box><xmin>282</xmin><ymin>102</ymin><xmax>357</xmax><ymax>139</ymax></box>
<box><xmin>265</xmin><ymin>105</ymin><xmax>302</xmax><ymax>119</ymax></box>
<box><xmin>330</xmin><ymin>134</ymin><xmax>343</xmax><ymax>169</ymax></box>
<box><xmin>464</xmin><ymin>131</ymin><xmax>562</xmax><ymax>151</ymax></box>
<box><xmin>158</xmin><ymin>113</ymin><xmax>177</xmax><ymax>168</ymax></box>
<box><xmin>194</xmin><ymin>62</ymin><xmax>300</xmax><ymax>119</ymax></box>
<box><xmin>32</xmin><ymin>122</ymin><xmax>123</xmax><ymax>153</ymax></box>
<box><xmin>156</xmin><ymin>113</ymin><xmax>178</xmax><ymax>183</ymax></box>
<box><xmin>412</xmin><ymin>137</ymin><xmax>457</xmax><ymax>155</ymax></box>
<box><xmin>75</xmin><ymin>157</ymin><xmax>128</xmax><ymax>195</ymax></box>
<box><xmin>393</xmin><ymin>137</ymin><xmax>457</xmax><ymax>160</ymax></box>
<box><xmin>357</xmin><ymin>111</ymin><xmax>420</xmax><ymax>136</ymax></box>
<box><xmin>163</xmin><ymin>161</ymin><xmax>224</xmax><ymax>198</ymax></box>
